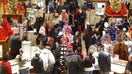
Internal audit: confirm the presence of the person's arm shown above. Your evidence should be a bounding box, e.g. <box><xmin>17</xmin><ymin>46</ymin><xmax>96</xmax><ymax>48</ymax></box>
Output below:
<box><xmin>48</xmin><ymin>51</ymin><xmax>55</xmax><ymax>65</ymax></box>
<box><xmin>31</xmin><ymin>58</ymin><xmax>34</xmax><ymax>66</ymax></box>
<box><xmin>106</xmin><ymin>54</ymin><xmax>111</xmax><ymax>71</ymax></box>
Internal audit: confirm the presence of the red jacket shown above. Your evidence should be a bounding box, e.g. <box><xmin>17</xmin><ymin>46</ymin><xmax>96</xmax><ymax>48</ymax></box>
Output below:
<box><xmin>1</xmin><ymin>61</ymin><xmax>12</xmax><ymax>74</ymax></box>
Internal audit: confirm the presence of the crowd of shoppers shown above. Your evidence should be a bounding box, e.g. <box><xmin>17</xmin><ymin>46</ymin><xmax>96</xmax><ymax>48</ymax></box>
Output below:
<box><xmin>0</xmin><ymin>0</ymin><xmax>132</xmax><ymax>74</ymax></box>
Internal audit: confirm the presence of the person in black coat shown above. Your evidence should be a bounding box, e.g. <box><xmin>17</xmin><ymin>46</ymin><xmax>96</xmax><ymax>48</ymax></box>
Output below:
<box><xmin>122</xmin><ymin>19</ymin><xmax>130</xmax><ymax>32</ymax></box>
<box><xmin>31</xmin><ymin>51</ymin><xmax>44</xmax><ymax>74</ymax></box>
<box><xmin>125</xmin><ymin>1</ymin><xmax>130</xmax><ymax>10</ymax></box>
<box><xmin>98</xmin><ymin>44</ymin><xmax>111</xmax><ymax>74</ymax></box>
<box><xmin>65</xmin><ymin>48</ymin><xmax>83</xmax><ymax>74</ymax></box>
<box><xmin>34</xmin><ymin>17</ymin><xmax>44</xmax><ymax>34</ymax></box>
<box><xmin>10</xmin><ymin>33</ymin><xmax>22</xmax><ymax>59</ymax></box>
<box><xmin>80</xmin><ymin>10</ymin><xmax>86</xmax><ymax>31</ymax></box>
<box><xmin>73</xmin><ymin>38</ymin><xmax>82</xmax><ymax>52</ymax></box>
<box><xmin>83</xmin><ymin>25</ymin><xmax>94</xmax><ymax>54</ymax></box>
<box><xmin>74</xmin><ymin>9</ymin><xmax>81</xmax><ymax>30</ymax></box>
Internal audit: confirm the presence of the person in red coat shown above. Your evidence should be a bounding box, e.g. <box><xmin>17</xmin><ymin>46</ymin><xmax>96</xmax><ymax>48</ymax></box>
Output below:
<box><xmin>1</xmin><ymin>54</ymin><xmax>12</xmax><ymax>74</ymax></box>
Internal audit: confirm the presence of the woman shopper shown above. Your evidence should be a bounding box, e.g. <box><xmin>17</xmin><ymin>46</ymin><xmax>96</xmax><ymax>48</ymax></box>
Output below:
<box><xmin>83</xmin><ymin>49</ymin><xmax>95</xmax><ymax>74</ymax></box>
<box><xmin>15</xmin><ymin>49</ymin><xmax>30</xmax><ymax>74</ymax></box>
<box><xmin>1</xmin><ymin>54</ymin><xmax>12</xmax><ymax>74</ymax></box>
<box><xmin>31</xmin><ymin>51</ymin><xmax>44</xmax><ymax>74</ymax></box>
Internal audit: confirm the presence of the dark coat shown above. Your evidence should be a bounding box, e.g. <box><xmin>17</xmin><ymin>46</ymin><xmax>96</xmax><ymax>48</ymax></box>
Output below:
<box><xmin>73</xmin><ymin>42</ymin><xmax>82</xmax><ymax>52</ymax></box>
<box><xmin>98</xmin><ymin>50</ymin><xmax>111</xmax><ymax>72</ymax></box>
<box><xmin>10</xmin><ymin>37</ymin><xmax>22</xmax><ymax>59</ymax></box>
<box><xmin>83</xmin><ymin>55</ymin><xmax>95</xmax><ymax>68</ymax></box>
<box><xmin>83</xmin><ymin>26</ymin><xmax>94</xmax><ymax>51</ymax></box>
<box><xmin>65</xmin><ymin>53</ymin><xmax>83</xmax><ymax>74</ymax></box>
<box><xmin>11</xmin><ymin>37</ymin><xmax>22</xmax><ymax>50</ymax></box>
<box><xmin>31</xmin><ymin>56</ymin><xmax>44</xmax><ymax>73</ymax></box>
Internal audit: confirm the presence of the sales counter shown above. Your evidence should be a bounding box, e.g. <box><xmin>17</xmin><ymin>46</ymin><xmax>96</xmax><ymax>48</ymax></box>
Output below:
<box><xmin>111</xmin><ymin>58</ymin><xmax>128</xmax><ymax>74</ymax></box>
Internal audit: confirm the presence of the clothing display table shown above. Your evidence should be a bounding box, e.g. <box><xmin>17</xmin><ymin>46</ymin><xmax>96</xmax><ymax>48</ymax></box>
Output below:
<box><xmin>111</xmin><ymin>58</ymin><xmax>128</xmax><ymax>74</ymax></box>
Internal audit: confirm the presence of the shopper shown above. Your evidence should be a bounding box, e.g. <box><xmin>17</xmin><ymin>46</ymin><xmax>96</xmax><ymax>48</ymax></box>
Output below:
<box><xmin>1</xmin><ymin>54</ymin><xmax>12</xmax><ymax>74</ymax></box>
<box><xmin>31</xmin><ymin>51</ymin><xmax>44</xmax><ymax>74</ymax></box>
<box><xmin>109</xmin><ymin>22</ymin><xmax>117</xmax><ymax>41</ymax></box>
<box><xmin>83</xmin><ymin>49</ymin><xmax>95</xmax><ymax>74</ymax></box>
<box><xmin>73</xmin><ymin>38</ymin><xmax>82</xmax><ymax>52</ymax></box>
<box><xmin>65</xmin><ymin>48</ymin><xmax>83</xmax><ymax>74</ymax></box>
<box><xmin>15</xmin><ymin>49</ymin><xmax>30</xmax><ymax>74</ymax></box>
<box><xmin>83</xmin><ymin>25</ymin><xmax>94</xmax><ymax>54</ymax></box>
<box><xmin>75</xmin><ymin>46</ymin><xmax>86</xmax><ymax>60</ymax></box>
<box><xmin>98</xmin><ymin>44</ymin><xmax>111</xmax><ymax>74</ymax></box>
<box><xmin>39</xmin><ymin>22</ymin><xmax>47</xmax><ymax>46</ymax></box>
<box><xmin>39</xmin><ymin>45</ymin><xmax>55</xmax><ymax>74</ymax></box>
<box><xmin>10</xmin><ymin>33</ymin><xmax>22</xmax><ymax>59</ymax></box>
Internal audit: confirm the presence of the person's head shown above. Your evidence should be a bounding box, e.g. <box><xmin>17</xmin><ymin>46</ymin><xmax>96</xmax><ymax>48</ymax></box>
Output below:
<box><xmin>96</xmin><ymin>42</ymin><xmax>104</xmax><ymax>51</ymax></box>
<box><xmin>3</xmin><ymin>54</ymin><xmax>9</xmax><ymax>61</ymax></box>
<box><xmin>15</xmin><ymin>33</ymin><xmax>20</xmax><ymax>38</ymax></box>
<box><xmin>67</xmin><ymin>44</ymin><xmax>73</xmax><ymax>53</ymax></box>
<box><xmin>65</xmin><ymin>28</ymin><xmax>71</xmax><ymax>34</ymax></box>
<box><xmin>19</xmin><ymin>49</ymin><xmax>24</xmax><ymax>55</ymax></box>
<box><xmin>45</xmin><ymin>45</ymin><xmax>51</xmax><ymax>50</ymax></box>
<box><xmin>87</xmin><ymin>25</ymin><xmax>92</xmax><ymax>32</ymax></box>
<box><xmin>88</xmin><ymin>49</ymin><xmax>93</xmax><ymax>55</ymax></box>
<box><xmin>74</xmin><ymin>38</ymin><xmax>79</xmax><ymax>43</ymax></box>
<box><xmin>128</xmin><ymin>54</ymin><xmax>132</xmax><ymax>62</ymax></box>
<box><xmin>111</xmin><ymin>22</ymin><xmax>115</xmax><ymax>28</ymax></box>
<box><xmin>105</xmin><ymin>30</ymin><xmax>109</xmax><ymax>34</ymax></box>
<box><xmin>39</xmin><ymin>39</ymin><xmax>45</xmax><ymax>45</ymax></box>
<box><xmin>35</xmin><ymin>51</ymin><xmax>41</xmax><ymax>57</ymax></box>
<box><xmin>128</xmin><ymin>26</ymin><xmax>132</xmax><ymax>39</ymax></box>
<box><xmin>75</xmin><ymin>31</ymin><xmax>80</xmax><ymax>36</ymax></box>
